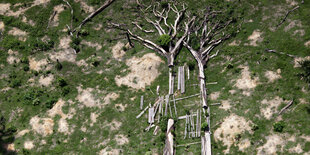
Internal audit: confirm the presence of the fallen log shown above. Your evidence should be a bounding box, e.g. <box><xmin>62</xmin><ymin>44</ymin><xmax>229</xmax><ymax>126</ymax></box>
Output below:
<box><xmin>171</xmin><ymin>93</ymin><xmax>200</xmax><ymax>102</ymax></box>
<box><xmin>136</xmin><ymin>105</ymin><xmax>149</xmax><ymax>118</ymax></box>
<box><xmin>276</xmin><ymin>5</ymin><xmax>300</xmax><ymax>28</ymax></box>
<box><xmin>265</xmin><ymin>49</ymin><xmax>297</xmax><ymax>58</ymax></box>
<box><xmin>163</xmin><ymin>119</ymin><xmax>174</xmax><ymax>155</ymax></box>
<box><xmin>278</xmin><ymin>100</ymin><xmax>294</xmax><ymax>115</ymax></box>
<box><xmin>176</xmin><ymin>141</ymin><xmax>201</xmax><ymax>147</ymax></box>
<box><xmin>72</xmin><ymin>0</ymin><xmax>116</xmax><ymax>33</ymax></box>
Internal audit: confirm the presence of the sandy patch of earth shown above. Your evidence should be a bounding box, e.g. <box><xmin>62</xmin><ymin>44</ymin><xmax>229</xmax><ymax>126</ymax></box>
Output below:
<box><xmin>294</xmin><ymin>56</ymin><xmax>310</xmax><ymax>68</ymax></box>
<box><xmin>0</xmin><ymin>21</ymin><xmax>4</xmax><ymax>31</ymax></box>
<box><xmin>111</xmin><ymin>42</ymin><xmax>126</xmax><ymax>60</ymax></box>
<box><xmin>219</xmin><ymin>100</ymin><xmax>232</xmax><ymax>111</ymax></box>
<box><xmin>289</xmin><ymin>144</ymin><xmax>303</xmax><ymax>154</ymax></box>
<box><xmin>103</xmin><ymin>92</ymin><xmax>119</xmax><ymax>105</ymax></box>
<box><xmin>8</xmin><ymin>27</ymin><xmax>28</xmax><ymax>41</ymax></box>
<box><xmin>76</xmin><ymin>86</ymin><xmax>100</xmax><ymax>108</ymax></box>
<box><xmin>74</xmin><ymin>0</ymin><xmax>94</xmax><ymax>13</ymax></box>
<box><xmin>264</xmin><ymin>69</ymin><xmax>281</xmax><ymax>82</ymax></box>
<box><xmin>229</xmin><ymin>40</ymin><xmax>240</xmax><ymax>46</ymax></box>
<box><xmin>49</xmin><ymin>4</ymin><xmax>65</xmax><ymax>27</ymax></box>
<box><xmin>90</xmin><ymin>112</ymin><xmax>99</xmax><ymax>127</ymax></box>
<box><xmin>28</xmin><ymin>57</ymin><xmax>50</xmax><ymax>71</ymax></box>
<box><xmin>284</xmin><ymin>20</ymin><xmax>302</xmax><ymax>32</ymax></box>
<box><xmin>7</xmin><ymin>49</ymin><xmax>20</xmax><ymax>64</ymax></box>
<box><xmin>115</xmin><ymin>104</ymin><xmax>126</xmax><ymax>112</ymax></box>
<box><xmin>81</xmin><ymin>40</ymin><xmax>102</xmax><ymax>50</ymax></box>
<box><xmin>247</xmin><ymin>30</ymin><xmax>263</xmax><ymax>46</ymax></box>
<box><xmin>214</xmin><ymin>114</ymin><xmax>253</xmax><ymax>154</ymax></box>
<box><xmin>24</xmin><ymin>141</ymin><xmax>34</xmax><ymax>150</ymax></box>
<box><xmin>93</xmin><ymin>24</ymin><xmax>102</xmax><ymax>30</ymax></box>
<box><xmin>234</xmin><ymin>65</ymin><xmax>259</xmax><ymax>93</ymax></box>
<box><xmin>22</xmin><ymin>16</ymin><xmax>35</xmax><ymax>26</ymax></box>
<box><xmin>6</xmin><ymin>143</ymin><xmax>15</xmax><ymax>151</ymax></box>
<box><xmin>99</xmin><ymin>147</ymin><xmax>121</xmax><ymax>155</ymax></box>
<box><xmin>260</xmin><ymin>96</ymin><xmax>284</xmax><ymax>120</ymax></box>
<box><xmin>0</xmin><ymin>0</ymin><xmax>50</xmax><ymax>17</ymax></box>
<box><xmin>16</xmin><ymin>129</ymin><xmax>30</xmax><ymax>138</ymax></box>
<box><xmin>49</xmin><ymin>36</ymin><xmax>76</xmax><ymax>62</ymax></box>
<box><xmin>107</xmin><ymin>120</ymin><xmax>122</xmax><ymax>131</ymax></box>
<box><xmin>286</xmin><ymin>0</ymin><xmax>298</xmax><ymax>6</ymax></box>
<box><xmin>114</xmin><ymin>134</ymin><xmax>129</xmax><ymax>145</ymax></box>
<box><xmin>210</xmin><ymin>92</ymin><xmax>220</xmax><ymax>100</ymax></box>
<box><xmin>257</xmin><ymin>134</ymin><xmax>296</xmax><ymax>155</ymax></box>
<box><xmin>305</xmin><ymin>41</ymin><xmax>310</xmax><ymax>47</ymax></box>
<box><xmin>30</xmin><ymin>116</ymin><xmax>54</xmax><ymax>136</ymax></box>
<box><xmin>115</xmin><ymin>53</ymin><xmax>163</xmax><ymax>90</ymax></box>
<box><xmin>39</xmin><ymin>74</ymin><xmax>54</xmax><ymax>86</ymax></box>
<box><xmin>237</xmin><ymin>138</ymin><xmax>251</xmax><ymax>152</ymax></box>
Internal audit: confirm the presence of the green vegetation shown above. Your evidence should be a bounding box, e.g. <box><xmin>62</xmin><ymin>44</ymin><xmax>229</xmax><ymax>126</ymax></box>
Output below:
<box><xmin>273</xmin><ymin>121</ymin><xmax>285</xmax><ymax>133</ymax></box>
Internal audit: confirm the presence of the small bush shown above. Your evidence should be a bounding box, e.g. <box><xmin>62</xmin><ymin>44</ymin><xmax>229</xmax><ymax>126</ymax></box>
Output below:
<box><xmin>46</xmin><ymin>98</ymin><xmax>57</xmax><ymax>109</ymax></box>
<box><xmin>57</xmin><ymin>77</ymin><xmax>67</xmax><ymax>87</ymax></box>
<box><xmin>21</xmin><ymin>57</ymin><xmax>29</xmax><ymax>64</ymax></box>
<box><xmin>23</xmin><ymin>65</ymin><xmax>29</xmax><ymax>71</ymax></box>
<box><xmin>9</xmin><ymin>79</ymin><xmax>22</xmax><ymax>88</ymax></box>
<box><xmin>61</xmin><ymin>86</ymin><xmax>70</xmax><ymax>96</ymax></box>
<box><xmin>273</xmin><ymin>121</ymin><xmax>285</xmax><ymax>132</ymax></box>
<box><xmin>56</xmin><ymin>61</ymin><xmax>63</xmax><ymax>71</ymax></box>
<box><xmin>157</xmin><ymin>34</ymin><xmax>171</xmax><ymax>47</ymax></box>
<box><xmin>201</xmin><ymin>122</ymin><xmax>209</xmax><ymax>131</ymax></box>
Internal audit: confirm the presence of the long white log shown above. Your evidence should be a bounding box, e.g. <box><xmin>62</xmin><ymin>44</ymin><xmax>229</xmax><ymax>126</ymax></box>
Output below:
<box><xmin>164</xmin><ymin>119</ymin><xmax>174</xmax><ymax>155</ymax></box>
<box><xmin>136</xmin><ymin>106</ymin><xmax>149</xmax><ymax>119</ymax></box>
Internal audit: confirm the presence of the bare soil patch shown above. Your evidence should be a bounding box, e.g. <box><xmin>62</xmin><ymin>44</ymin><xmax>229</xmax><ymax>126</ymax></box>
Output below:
<box><xmin>115</xmin><ymin>104</ymin><xmax>126</xmax><ymax>112</ymax></box>
<box><xmin>237</xmin><ymin>138</ymin><xmax>251</xmax><ymax>152</ymax></box>
<box><xmin>74</xmin><ymin>0</ymin><xmax>94</xmax><ymax>13</ymax></box>
<box><xmin>107</xmin><ymin>120</ymin><xmax>122</xmax><ymax>131</ymax></box>
<box><xmin>210</xmin><ymin>92</ymin><xmax>220</xmax><ymax>100</ymax></box>
<box><xmin>219</xmin><ymin>100</ymin><xmax>232</xmax><ymax>111</ymax></box>
<box><xmin>24</xmin><ymin>141</ymin><xmax>34</xmax><ymax>150</ymax></box>
<box><xmin>76</xmin><ymin>87</ymin><xmax>99</xmax><ymax>108</ymax></box>
<box><xmin>115</xmin><ymin>53</ymin><xmax>163</xmax><ymax>90</ymax></box>
<box><xmin>16</xmin><ymin>129</ymin><xmax>30</xmax><ymax>138</ymax></box>
<box><xmin>7</xmin><ymin>49</ymin><xmax>20</xmax><ymax>64</ymax></box>
<box><xmin>257</xmin><ymin>134</ymin><xmax>296</xmax><ymax>154</ymax></box>
<box><xmin>29</xmin><ymin>116</ymin><xmax>54</xmax><ymax>136</ymax></box>
<box><xmin>294</xmin><ymin>56</ymin><xmax>310</xmax><ymax>68</ymax></box>
<box><xmin>111</xmin><ymin>42</ymin><xmax>126</xmax><ymax>60</ymax></box>
<box><xmin>284</xmin><ymin>20</ymin><xmax>302</xmax><ymax>32</ymax></box>
<box><xmin>49</xmin><ymin>4</ymin><xmax>65</xmax><ymax>27</ymax></box>
<box><xmin>99</xmin><ymin>147</ymin><xmax>121</xmax><ymax>155</ymax></box>
<box><xmin>305</xmin><ymin>41</ymin><xmax>310</xmax><ymax>47</ymax></box>
<box><xmin>49</xmin><ymin>36</ymin><xmax>76</xmax><ymax>62</ymax></box>
<box><xmin>264</xmin><ymin>69</ymin><xmax>281</xmax><ymax>83</ymax></box>
<box><xmin>247</xmin><ymin>30</ymin><xmax>263</xmax><ymax>46</ymax></box>
<box><xmin>28</xmin><ymin>57</ymin><xmax>50</xmax><ymax>71</ymax></box>
<box><xmin>228</xmin><ymin>40</ymin><xmax>240</xmax><ymax>46</ymax></box>
<box><xmin>90</xmin><ymin>112</ymin><xmax>99</xmax><ymax>127</ymax></box>
<box><xmin>8</xmin><ymin>27</ymin><xmax>28</xmax><ymax>41</ymax></box>
<box><xmin>234</xmin><ymin>65</ymin><xmax>259</xmax><ymax>95</ymax></box>
<box><xmin>214</xmin><ymin>114</ymin><xmax>253</xmax><ymax>154</ymax></box>
<box><xmin>260</xmin><ymin>96</ymin><xmax>284</xmax><ymax>120</ymax></box>
<box><xmin>81</xmin><ymin>40</ymin><xmax>102</xmax><ymax>50</ymax></box>
<box><xmin>39</xmin><ymin>74</ymin><xmax>54</xmax><ymax>86</ymax></box>
<box><xmin>114</xmin><ymin>134</ymin><xmax>129</xmax><ymax>145</ymax></box>
<box><xmin>0</xmin><ymin>21</ymin><xmax>4</xmax><ymax>31</ymax></box>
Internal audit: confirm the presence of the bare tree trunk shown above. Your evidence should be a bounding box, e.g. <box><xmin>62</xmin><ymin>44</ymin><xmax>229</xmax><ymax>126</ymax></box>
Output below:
<box><xmin>198</xmin><ymin>62</ymin><xmax>207</xmax><ymax>109</ymax></box>
<box><xmin>168</xmin><ymin>54</ymin><xmax>175</xmax><ymax>95</ymax></box>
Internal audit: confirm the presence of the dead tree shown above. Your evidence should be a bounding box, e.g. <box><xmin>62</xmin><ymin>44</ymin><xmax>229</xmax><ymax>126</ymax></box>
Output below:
<box><xmin>183</xmin><ymin>8</ymin><xmax>234</xmax><ymax>109</ymax></box>
<box><xmin>112</xmin><ymin>2</ymin><xmax>195</xmax><ymax>95</ymax></box>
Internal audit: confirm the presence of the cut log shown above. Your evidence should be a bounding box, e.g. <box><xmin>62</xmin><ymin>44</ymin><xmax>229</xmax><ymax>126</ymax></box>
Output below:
<box><xmin>153</xmin><ymin>126</ymin><xmax>159</xmax><ymax>135</ymax></box>
<box><xmin>140</xmin><ymin>95</ymin><xmax>144</xmax><ymax>110</ymax></box>
<box><xmin>145</xmin><ymin>124</ymin><xmax>155</xmax><ymax>131</ymax></box>
<box><xmin>177</xmin><ymin>141</ymin><xmax>201</xmax><ymax>147</ymax></box>
<box><xmin>201</xmin><ymin>132</ymin><xmax>212</xmax><ymax>155</ymax></box>
<box><xmin>156</xmin><ymin>85</ymin><xmax>160</xmax><ymax>95</ymax></box>
<box><xmin>173</xmin><ymin>95</ymin><xmax>177</xmax><ymax>117</ymax></box>
<box><xmin>187</xmin><ymin>65</ymin><xmax>190</xmax><ymax>80</ymax></box>
<box><xmin>169</xmin><ymin>67</ymin><xmax>174</xmax><ymax>95</ymax></box>
<box><xmin>163</xmin><ymin>119</ymin><xmax>174</xmax><ymax>155</ymax></box>
<box><xmin>181</xmin><ymin>66</ymin><xmax>185</xmax><ymax>93</ymax></box>
<box><xmin>136</xmin><ymin>105</ymin><xmax>149</xmax><ymax>118</ymax></box>
<box><xmin>171</xmin><ymin>93</ymin><xmax>200</xmax><ymax>102</ymax></box>
<box><xmin>165</xmin><ymin>95</ymin><xmax>169</xmax><ymax>116</ymax></box>
<box><xmin>148</xmin><ymin>105</ymin><xmax>154</xmax><ymax>124</ymax></box>
<box><xmin>184</xmin><ymin>114</ymin><xmax>188</xmax><ymax>139</ymax></box>
<box><xmin>178</xmin><ymin>66</ymin><xmax>181</xmax><ymax>90</ymax></box>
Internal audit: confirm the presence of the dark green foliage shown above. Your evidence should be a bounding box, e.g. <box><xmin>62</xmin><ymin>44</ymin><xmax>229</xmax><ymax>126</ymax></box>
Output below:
<box><xmin>201</xmin><ymin>122</ymin><xmax>209</xmax><ymax>131</ymax></box>
<box><xmin>305</xmin><ymin>142</ymin><xmax>310</xmax><ymax>152</ymax></box>
<box><xmin>46</xmin><ymin>98</ymin><xmax>58</xmax><ymax>109</ymax></box>
<box><xmin>9</xmin><ymin>79</ymin><xmax>21</xmax><ymax>88</ymax></box>
<box><xmin>79</xmin><ymin>29</ymin><xmax>89</xmax><ymax>36</ymax></box>
<box><xmin>188</xmin><ymin>61</ymin><xmax>195</xmax><ymax>71</ymax></box>
<box><xmin>56</xmin><ymin>61</ymin><xmax>63</xmax><ymax>71</ymax></box>
<box><xmin>61</xmin><ymin>86</ymin><xmax>70</xmax><ymax>96</ymax></box>
<box><xmin>273</xmin><ymin>121</ymin><xmax>285</xmax><ymax>133</ymax></box>
<box><xmin>21</xmin><ymin>57</ymin><xmax>29</xmax><ymax>64</ymax></box>
<box><xmin>160</xmin><ymin>2</ymin><xmax>169</xmax><ymax>8</ymax></box>
<box><xmin>298</xmin><ymin>60</ymin><xmax>310</xmax><ymax>87</ymax></box>
<box><xmin>157</xmin><ymin>35</ymin><xmax>171</xmax><ymax>47</ymax></box>
<box><xmin>23</xmin><ymin>65</ymin><xmax>30</xmax><ymax>71</ymax></box>
<box><xmin>57</xmin><ymin>77</ymin><xmax>67</xmax><ymax>87</ymax></box>
<box><xmin>159</xmin><ymin>116</ymin><xmax>169</xmax><ymax>132</ymax></box>
<box><xmin>23</xmin><ymin>88</ymin><xmax>44</xmax><ymax>105</ymax></box>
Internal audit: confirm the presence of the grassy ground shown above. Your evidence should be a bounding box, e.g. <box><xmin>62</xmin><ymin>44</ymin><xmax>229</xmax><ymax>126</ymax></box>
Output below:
<box><xmin>0</xmin><ymin>0</ymin><xmax>310</xmax><ymax>154</ymax></box>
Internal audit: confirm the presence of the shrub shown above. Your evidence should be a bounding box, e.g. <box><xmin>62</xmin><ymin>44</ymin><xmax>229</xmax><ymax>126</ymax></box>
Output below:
<box><xmin>9</xmin><ymin>79</ymin><xmax>22</xmax><ymax>88</ymax></box>
<box><xmin>157</xmin><ymin>34</ymin><xmax>171</xmax><ymax>47</ymax></box>
<box><xmin>201</xmin><ymin>122</ymin><xmax>209</xmax><ymax>131</ymax></box>
<box><xmin>61</xmin><ymin>86</ymin><xmax>70</xmax><ymax>96</ymax></box>
<box><xmin>23</xmin><ymin>65</ymin><xmax>30</xmax><ymax>71</ymax></box>
<box><xmin>46</xmin><ymin>98</ymin><xmax>57</xmax><ymax>109</ymax></box>
<box><xmin>273</xmin><ymin>121</ymin><xmax>285</xmax><ymax>132</ymax></box>
<box><xmin>57</xmin><ymin>77</ymin><xmax>67</xmax><ymax>87</ymax></box>
<box><xmin>56</xmin><ymin>61</ymin><xmax>63</xmax><ymax>71</ymax></box>
<box><xmin>299</xmin><ymin>60</ymin><xmax>310</xmax><ymax>86</ymax></box>
<box><xmin>21</xmin><ymin>57</ymin><xmax>29</xmax><ymax>64</ymax></box>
